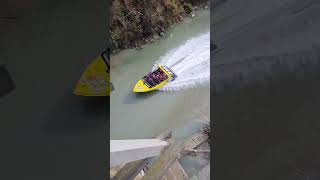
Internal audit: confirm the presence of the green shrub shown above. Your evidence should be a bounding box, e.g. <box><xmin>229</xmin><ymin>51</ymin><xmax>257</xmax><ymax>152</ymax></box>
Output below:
<box><xmin>183</xmin><ymin>3</ymin><xmax>193</xmax><ymax>14</ymax></box>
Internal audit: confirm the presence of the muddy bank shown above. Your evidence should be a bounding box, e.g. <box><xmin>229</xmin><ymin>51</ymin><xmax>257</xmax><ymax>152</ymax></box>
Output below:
<box><xmin>111</xmin><ymin>0</ymin><xmax>209</xmax><ymax>52</ymax></box>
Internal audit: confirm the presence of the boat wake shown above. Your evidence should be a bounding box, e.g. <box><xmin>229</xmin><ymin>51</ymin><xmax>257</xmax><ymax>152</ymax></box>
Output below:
<box><xmin>155</xmin><ymin>32</ymin><xmax>210</xmax><ymax>91</ymax></box>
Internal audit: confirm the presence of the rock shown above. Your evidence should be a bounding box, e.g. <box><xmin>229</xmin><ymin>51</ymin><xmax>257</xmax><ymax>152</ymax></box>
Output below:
<box><xmin>191</xmin><ymin>14</ymin><xmax>196</xmax><ymax>18</ymax></box>
<box><xmin>179</xmin><ymin>15</ymin><xmax>183</xmax><ymax>21</ymax></box>
<box><xmin>159</xmin><ymin>32</ymin><xmax>165</xmax><ymax>37</ymax></box>
<box><xmin>153</xmin><ymin>34</ymin><xmax>160</xmax><ymax>40</ymax></box>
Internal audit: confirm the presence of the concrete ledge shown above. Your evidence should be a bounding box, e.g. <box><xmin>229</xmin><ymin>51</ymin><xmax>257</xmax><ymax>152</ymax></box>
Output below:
<box><xmin>110</xmin><ymin>139</ymin><xmax>169</xmax><ymax>167</ymax></box>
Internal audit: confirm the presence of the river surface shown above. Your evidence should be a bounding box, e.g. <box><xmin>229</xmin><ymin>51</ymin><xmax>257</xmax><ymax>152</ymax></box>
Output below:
<box><xmin>110</xmin><ymin>10</ymin><xmax>210</xmax><ymax>139</ymax></box>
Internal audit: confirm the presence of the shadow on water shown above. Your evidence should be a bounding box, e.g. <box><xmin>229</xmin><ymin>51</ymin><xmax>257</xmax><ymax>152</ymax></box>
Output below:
<box><xmin>44</xmin><ymin>92</ymin><xmax>108</xmax><ymax>136</ymax></box>
<box><xmin>122</xmin><ymin>90</ymin><xmax>160</xmax><ymax>104</ymax></box>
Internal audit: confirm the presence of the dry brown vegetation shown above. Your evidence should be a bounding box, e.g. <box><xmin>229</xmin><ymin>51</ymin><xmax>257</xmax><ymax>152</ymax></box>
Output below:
<box><xmin>111</xmin><ymin>0</ymin><xmax>208</xmax><ymax>52</ymax></box>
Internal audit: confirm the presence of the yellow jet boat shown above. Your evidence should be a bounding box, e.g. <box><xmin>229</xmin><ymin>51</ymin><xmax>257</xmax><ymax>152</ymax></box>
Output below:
<box><xmin>73</xmin><ymin>49</ymin><xmax>113</xmax><ymax>96</ymax></box>
<box><xmin>133</xmin><ymin>64</ymin><xmax>177</xmax><ymax>93</ymax></box>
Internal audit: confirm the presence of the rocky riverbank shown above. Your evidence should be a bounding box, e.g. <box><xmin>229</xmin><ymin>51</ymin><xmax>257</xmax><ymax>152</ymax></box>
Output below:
<box><xmin>111</xmin><ymin>0</ymin><xmax>209</xmax><ymax>53</ymax></box>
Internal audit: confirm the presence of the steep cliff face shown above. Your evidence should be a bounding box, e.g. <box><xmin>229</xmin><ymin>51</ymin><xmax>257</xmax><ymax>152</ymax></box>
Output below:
<box><xmin>111</xmin><ymin>0</ymin><xmax>209</xmax><ymax>52</ymax></box>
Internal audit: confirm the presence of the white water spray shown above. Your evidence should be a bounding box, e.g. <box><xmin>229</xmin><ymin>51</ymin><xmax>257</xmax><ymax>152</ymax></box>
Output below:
<box><xmin>155</xmin><ymin>32</ymin><xmax>210</xmax><ymax>91</ymax></box>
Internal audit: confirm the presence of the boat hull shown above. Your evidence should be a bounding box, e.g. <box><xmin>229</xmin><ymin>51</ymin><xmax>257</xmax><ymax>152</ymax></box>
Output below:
<box><xmin>133</xmin><ymin>65</ymin><xmax>172</xmax><ymax>93</ymax></box>
<box><xmin>74</xmin><ymin>52</ymin><xmax>111</xmax><ymax>96</ymax></box>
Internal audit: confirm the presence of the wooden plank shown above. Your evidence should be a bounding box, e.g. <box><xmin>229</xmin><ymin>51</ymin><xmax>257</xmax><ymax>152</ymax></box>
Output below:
<box><xmin>142</xmin><ymin>132</ymin><xmax>208</xmax><ymax>180</ymax></box>
<box><xmin>142</xmin><ymin>141</ymin><xmax>185</xmax><ymax>180</ymax></box>
<box><xmin>183</xmin><ymin>133</ymin><xmax>209</xmax><ymax>153</ymax></box>
<box><xmin>112</xmin><ymin>130</ymin><xmax>172</xmax><ymax>180</ymax></box>
<box><xmin>112</xmin><ymin>160</ymin><xmax>148</xmax><ymax>180</ymax></box>
<box><xmin>161</xmin><ymin>160</ymin><xmax>188</xmax><ymax>180</ymax></box>
<box><xmin>133</xmin><ymin>170</ymin><xmax>145</xmax><ymax>180</ymax></box>
<box><xmin>163</xmin><ymin>167</ymin><xmax>175</xmax><ymax>180</ymax></box>
<box><xmin>110</xmin><ymin>165</ymin><xmax>124</xmax><ymax>178</ymax></box>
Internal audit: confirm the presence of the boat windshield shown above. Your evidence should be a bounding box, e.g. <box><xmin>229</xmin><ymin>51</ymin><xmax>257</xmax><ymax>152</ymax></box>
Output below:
<box><xmin>162</xmin><ymin>66</ymin><xmax>176</xmax><ymax>81</ymax></box>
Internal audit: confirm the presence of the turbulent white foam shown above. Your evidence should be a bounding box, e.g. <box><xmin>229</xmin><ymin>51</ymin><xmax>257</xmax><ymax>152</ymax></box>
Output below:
<box><xmin>155</xmin><ymin>32</ymin><xmax>210</xmax><ymax>91</ymax></box>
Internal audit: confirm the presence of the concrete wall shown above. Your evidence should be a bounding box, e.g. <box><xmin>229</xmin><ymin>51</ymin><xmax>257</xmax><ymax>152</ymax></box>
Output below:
<box><xmin>110</xmin><ymin>139</ymin><xmax>169</xmax><ymax>167</ymax></box>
